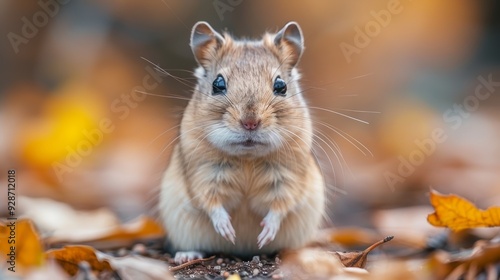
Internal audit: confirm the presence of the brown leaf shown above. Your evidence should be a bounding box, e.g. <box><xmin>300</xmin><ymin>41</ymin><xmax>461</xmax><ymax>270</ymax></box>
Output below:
<box><xmin>334</xmin><ymin>236</ymin><xmax>394</xmax><ymax>268</ymax></box>
<box><xmin>427</xmin><ymin>189</ymin><xmax>500</xmax><ymax>231</ymax></box>
<box><xmin>430</xmin><ymin>240</ymin><xmax>500</xmax><ymax>279</ymax></box>
<box><xmin>45</xmin><ymin>245</ymin><xmax>112</xmax><ymax>276</ymax></box>
<box><xmin>0</xmin><ymin>219</ymin><xmax>44</xmax><ymax>274</ymax></box>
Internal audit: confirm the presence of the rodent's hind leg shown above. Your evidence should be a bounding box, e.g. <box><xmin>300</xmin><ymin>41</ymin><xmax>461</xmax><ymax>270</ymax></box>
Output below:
<box><xmin>174</xmin><ymin>251</ymin><xmax>205</xmax><ymax>264</ymax></box>
<box><xmin>257</xmin><ymin>210</ymin><xmax>282</xmax><ymax>249</ymax></box>
<box><xmin>210</xmin><ymin>206</ymin><xmax>236</xmax><ymax>244</ymax></box>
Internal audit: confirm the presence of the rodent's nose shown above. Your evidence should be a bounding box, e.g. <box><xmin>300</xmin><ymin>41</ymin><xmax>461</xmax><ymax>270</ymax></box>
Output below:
<box><xmin>241</xmin><ymin>118</ymin><xmax>261</xmax><ymax>131</ymax></box>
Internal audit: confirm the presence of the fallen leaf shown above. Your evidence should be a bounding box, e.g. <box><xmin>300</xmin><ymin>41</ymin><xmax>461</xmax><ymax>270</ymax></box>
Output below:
<box><xmin>429</xmin><ymin>239</ymin><xmax>500</xmax><ymax>279</ymax></box>
<box><xmin>281</xmin><ymin>248</ymin><xmax>345</xmax><ymax>279</ymax></box>
<box><xmin>47</xmin><ymin>216</ymin><xmax>165</xmax><ymax>250</ymax></box>
<box><xmin>333</xmin><ymin>236</ymin><xmax>394</xmax><ymax>268</ymax></box>
<box><xmin>95</xmin><ymin>252</ymin><xmax>173</xmax><ymax>280</ymax></box>
<box><xmin>24</xmin><ymin>259</ymin><xmax>70</xmax><ymax>280</ymax></box>
<box><xmin>0</xmin><ymin>219</ymin><xmax>44</xmax><ymax>274</ymax></box>
<box><xmin>19</xmin><ymin>196</ymin><xmax>119</xmax><ymax>239</ymax></box>
<box><xmin>427</xmin><ymin>189</ymin><xmax>500</xmax><ymax>231</ymax></box>
<box><xmin>45</xmin><ymin>245</ymin><xmax>112</xmax><ymax>276</ymax></box>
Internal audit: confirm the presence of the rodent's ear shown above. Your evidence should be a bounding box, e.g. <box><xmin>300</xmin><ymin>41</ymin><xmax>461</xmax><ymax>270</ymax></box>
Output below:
<box><xmin>274</xmin><ymin>22</ymin><xmax>304</xmax><ymax>67</ymax></box>
<box><xmin>190</xmin><ymin>21</ymin><xmax>225</xmax><ymax>67</ymax></box>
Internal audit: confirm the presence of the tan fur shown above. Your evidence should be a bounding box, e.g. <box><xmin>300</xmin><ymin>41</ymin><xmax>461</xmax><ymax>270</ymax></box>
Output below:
<box><xmin>159</xmin><ymin>22</ymin><xmax>325</xmax><ymax>257</ymax></box>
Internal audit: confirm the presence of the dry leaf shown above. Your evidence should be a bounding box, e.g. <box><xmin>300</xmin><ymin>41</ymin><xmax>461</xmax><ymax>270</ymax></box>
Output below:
<box><xmin>281</xmin><ymin>248</ymin><xmax>345</xmax><ymax>279</ymax></box>
<box><xmin>333</xmin><ymin>236</ymin><xmax>394</xmax><ymax>268</ymax></box>
<box><xmin>19</xmin><ymin>196</ymin><xmax>119</xmax><ymax>239</ymax></box>
<box><xmin>430</xmin><ymin>240</ymin><xmax>500</xmax><ymax>279</ymax></box>
<box><xmin>427</xmin><ymin>189</ymin><xmax>500</xmax><ymax>231</ymax></box>
<box><xmin>0</xmin><ymin>219</ymin><xmax>44</xmax><ymax>274</ymax></box>
<box><xmin>95</xmin><ymin>252</ymin><xmax>173</xmax><ymax>280</ymax></box>
<box><xmin>24</xmin><ymin>259</ymin><xmax>70</xmax><ymax>280</ymax></box>
<box><xmin>45</xmin><ymin>245</ymin><xmax>112</xmax><ymax>276</ymax></box>
<box><xmin>47</xmin><ymin>216</ymin><xmax>165</xmax><ymax>250</ymax></box>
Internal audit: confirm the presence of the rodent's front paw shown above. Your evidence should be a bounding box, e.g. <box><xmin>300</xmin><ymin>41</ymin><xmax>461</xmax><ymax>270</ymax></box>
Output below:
<box><xmin>258</xmin><ymin>212</ymin><xmax>281</xmax><ymax>249</ymax></box>
<box><xmin>210</xmin><ymin>207</ymin><xmax>236</xmax><ymax>244</ymax></box>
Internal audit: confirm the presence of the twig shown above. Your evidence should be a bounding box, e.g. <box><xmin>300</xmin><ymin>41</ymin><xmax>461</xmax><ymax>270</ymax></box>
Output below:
<box><xmin>169</xmin><ymin>255</ymin><xmax>215</xmax><ymax>272</ymax></box>
<box><xmin>364</xmin><ymin>236</ymin><xmax>394</xmax><ymax>254</ymax></box>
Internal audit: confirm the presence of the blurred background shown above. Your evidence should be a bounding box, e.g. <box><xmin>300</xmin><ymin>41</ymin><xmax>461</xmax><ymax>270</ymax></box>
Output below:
<box><xmin>1</xmin><ymin>0</ymin><xmax>499</xmax><ymax>235</ymax></box>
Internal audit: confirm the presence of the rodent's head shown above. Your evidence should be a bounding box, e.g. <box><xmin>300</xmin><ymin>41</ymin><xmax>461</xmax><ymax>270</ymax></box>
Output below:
<box><xmin>187</xmin><ymin>21</ymin><xmax>312</xmax><ymax>157</ymax></box>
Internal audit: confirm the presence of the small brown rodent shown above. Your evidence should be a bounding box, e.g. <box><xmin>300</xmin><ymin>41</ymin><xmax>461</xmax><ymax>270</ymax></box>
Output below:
<box><xmin>159</xmin><ymin>21</ymin><xmax>325</xmax><ymax>264</ymax></box>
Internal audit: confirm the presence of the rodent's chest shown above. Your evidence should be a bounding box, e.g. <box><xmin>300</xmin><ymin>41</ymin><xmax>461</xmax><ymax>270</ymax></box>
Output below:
<box><xmin>225</xmin><ymin>160</ymin><xmax>285</xmax><ymax>191</ymax></box>
<box><xmin>208</xmin><ymin>160</ymin><xmax>290</xmax><ymax>197</ymax></box>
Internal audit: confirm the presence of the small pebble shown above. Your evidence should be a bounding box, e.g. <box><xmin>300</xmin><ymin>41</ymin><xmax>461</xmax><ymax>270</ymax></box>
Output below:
<box><xmin>132</xmin><ymin>243</ymin><xmax>147</xmax><ymax>255</ymax></box>
<box><xmin>217</xmin><ymin>258</ymin><xmax>224</xmax><ymax>265</ymax></box>
<box><xmin>221</xmin><ymin>263</ymin><xmax>226</xmax><ymax>267</ymax></box>
<box><xmin>117</xmin><ymin>248</ymin><xmax>128</xmax><ymax>257</ymax></box>
<box><xmin>223</xmin><ymin>271</ymin><xmax>230</xmax><ymax>278</ymax></box>
<box><xmin>258</xmin><ymin>262</ymin><xmax>263</xmax><ymax>267</ymax></box>
<box><xmin>275</xmin><ymin>257</ymin><xmax>281</xmax><ymax>264</ymax></box>
<box><xmin>251</xmin><ymin>256</ymin><xmax>260</xmax><ymax>263</ymax></box>
<box><xmin>241</xmin><ymin>271</ymin><xmax>249</xmax><ymax>277</ymax></box>
<box><xmin>214</xmin><ymin>265</ymin><xmax>222</xmax><ymax>271</ymax></box>
<box><xmin>252</xmin><ymin>268</ymin><xmax>259</xmax><ymax>276</ymax></box>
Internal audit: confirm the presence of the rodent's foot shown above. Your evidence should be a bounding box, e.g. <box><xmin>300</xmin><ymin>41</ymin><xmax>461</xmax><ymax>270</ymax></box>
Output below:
<box><xmin>258</xmin><ymin>212</ymin><xmax>281</xmax><ymax>249</ymax></box>
<box><xmin>210</xmin><ymin>207</ymin><xmax>236</xmax><ymax>244</ymax></box>
<box><xmin>174</xmin><ymin>251</ymin><xmax>204</xmax><ymax>264</ymax></box>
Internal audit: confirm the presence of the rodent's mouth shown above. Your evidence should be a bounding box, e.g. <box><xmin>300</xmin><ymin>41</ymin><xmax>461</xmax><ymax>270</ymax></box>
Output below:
<box><xmin>233</xmin><ymin>139</ymin><xmax>264</xmax><ymax>148</ymax></box>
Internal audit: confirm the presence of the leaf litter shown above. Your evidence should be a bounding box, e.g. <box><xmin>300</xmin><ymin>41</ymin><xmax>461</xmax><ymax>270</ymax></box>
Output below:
<box><xmin>1</xmin><ymin>192</ymin><xmax>500</xmax><ymax>279</ymax></box>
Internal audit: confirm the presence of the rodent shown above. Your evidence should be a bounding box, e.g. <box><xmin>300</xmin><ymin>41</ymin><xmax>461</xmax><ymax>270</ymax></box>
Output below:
<box><xmin>159</xmin><ymin>21</ymin><xmax>325</xmax><ymax>264</ymax></box>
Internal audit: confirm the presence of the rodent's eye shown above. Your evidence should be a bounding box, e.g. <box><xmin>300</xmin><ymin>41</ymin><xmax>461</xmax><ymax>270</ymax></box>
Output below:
<box><xmin>212</xmin><ymin>74</ymin><xmax>227</xmax><ymax>95</ymax></box>
<box><xmin>273</xmin><ymin>76</ymin><xmax>287</xmax><ymax>96</ymax></box>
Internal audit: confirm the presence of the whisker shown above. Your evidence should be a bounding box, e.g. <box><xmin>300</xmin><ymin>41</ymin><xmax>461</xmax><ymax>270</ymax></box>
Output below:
<box><xmin>135</xmin><ymin>90</ymin><xmax>192</xmax><ymax>102</ymax></box>
<box><xmin>334</xmin><ymin>108</ymin><xmax>380</xmax><ymax>114</ymax></box>
<box><xmin>308</xmin><ymin>106</ymin><xmax>370</xmax><ymax>124</ymax></box>
<box><xmin>147</xmin><ymin>124</ymin><xmax>181</xmax><ymax>147</ymax></box>
<box><xmin>315</xmin><ymin>120</ymin><xmax>373</xmax><ymax>157</ymax></box>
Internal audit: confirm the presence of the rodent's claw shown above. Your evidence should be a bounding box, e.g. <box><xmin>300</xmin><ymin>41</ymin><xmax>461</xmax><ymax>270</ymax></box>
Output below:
<box><xmin>174</xmin><ymin>251</ymin><xmax>204</xmax><ymax>264</ymax></box>
<box><xmin>210</xmin><ymin>207</ymin><xmax>236</xmax><ymax>244</ymax></box>
<box><xmin>257</xmin><ymin>213</ymin><xmax>281</xmax><ymax>249</ymax></box>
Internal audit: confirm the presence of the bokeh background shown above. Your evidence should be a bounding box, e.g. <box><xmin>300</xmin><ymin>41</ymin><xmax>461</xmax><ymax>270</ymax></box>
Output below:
<box><xmin>1</xmin><ymin>0</ymin><xmax>499</xmax><ymax>235</ymax></box>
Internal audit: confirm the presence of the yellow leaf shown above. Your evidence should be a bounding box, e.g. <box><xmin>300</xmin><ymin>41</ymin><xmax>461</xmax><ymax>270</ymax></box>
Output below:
<box><xmin>427</xmin><ymin>189</ymin><xmax>500</xmax><ymax>231</ymax></box>
<box><xmin>0</xmin><ymin>219</ymin><xmax>45</xmax><ymax>274</ymax></box>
